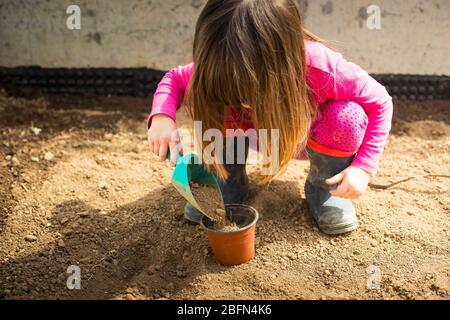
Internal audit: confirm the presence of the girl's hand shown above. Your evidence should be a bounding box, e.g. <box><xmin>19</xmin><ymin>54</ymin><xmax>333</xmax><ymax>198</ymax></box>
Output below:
<box><xmin>325</xmin><ymin>166</ymin><xmax>371</xmax><ymax>199</ymax></box>
<box><xmin>147</xmin><ymin>115</ymin><xmax>181</xmax><ymax>166</ymax></box>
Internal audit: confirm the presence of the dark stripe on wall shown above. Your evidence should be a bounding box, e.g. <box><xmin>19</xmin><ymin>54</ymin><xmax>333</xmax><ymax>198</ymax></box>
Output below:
<box><xmin>0</xmin><ymin>67</ymin><xmax>449</xmax><ymax>100</ymax></box>
<box><xmin>0</xmin><ymin>67</ymin><xmax>166</xmax><ymax>98</ymax></box>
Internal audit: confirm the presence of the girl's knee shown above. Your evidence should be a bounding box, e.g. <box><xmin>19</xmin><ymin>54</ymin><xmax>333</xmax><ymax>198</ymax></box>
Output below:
<box><xmin>311</xmin><ymin>100</ymin><xmax>368</xmax><ymax>152</ymax></box>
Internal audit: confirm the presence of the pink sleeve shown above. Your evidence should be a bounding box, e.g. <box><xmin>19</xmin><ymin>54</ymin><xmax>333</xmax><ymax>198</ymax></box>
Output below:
<box><xmin>147</xmin><ymin>63</ymin><xmax>194</xmax><ymax>128</ymax></box>
<box><xmin>330</xmin><ymin>53</ymin><xmax>393</xmax><ymax>175</ymax></box>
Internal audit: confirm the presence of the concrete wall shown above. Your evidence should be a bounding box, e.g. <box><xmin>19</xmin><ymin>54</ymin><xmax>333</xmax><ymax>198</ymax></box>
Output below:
<box><xmin>0</xmin><ymin>0</ymin><xmax>449</xmax><ymax>75</ymax></box>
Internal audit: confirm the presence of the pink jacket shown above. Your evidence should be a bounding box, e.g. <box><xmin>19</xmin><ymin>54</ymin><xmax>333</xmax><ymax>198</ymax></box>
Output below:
<box><xmin>148</xmin><ymin>41</ymin><xmax>393</xmax><ymax>174</ymax></box>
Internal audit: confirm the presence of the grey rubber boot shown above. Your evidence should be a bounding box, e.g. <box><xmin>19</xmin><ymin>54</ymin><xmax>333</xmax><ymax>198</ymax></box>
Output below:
<box><xmin>184</xmin><ymin>136</ymin><xmax>249</xmax><ymax>223</ymax></box>
<box><xmin>305</xmin><ymin>147</ymin><xmax>359</xmax><ymax>235</ymax></box>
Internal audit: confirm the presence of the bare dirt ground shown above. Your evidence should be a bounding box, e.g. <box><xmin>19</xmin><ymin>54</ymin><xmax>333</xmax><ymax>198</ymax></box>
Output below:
<box><xmin>0</xmin><ymin>90</ymin><xmax>449</xmax><ymax>300</ymax></box>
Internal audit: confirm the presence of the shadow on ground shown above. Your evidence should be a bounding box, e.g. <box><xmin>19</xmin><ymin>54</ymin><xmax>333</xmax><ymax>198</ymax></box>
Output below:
<box><xmin>0</xmin><ymin>178</ymin><xmax>329</xmax><ymax>299</ymax></box>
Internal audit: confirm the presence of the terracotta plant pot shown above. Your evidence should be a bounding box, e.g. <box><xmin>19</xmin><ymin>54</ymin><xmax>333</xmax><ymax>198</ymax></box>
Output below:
<box><xmin>200</xmin><ymin>204</ymin><xmax>259</xmax><ymax>266</ymax></box>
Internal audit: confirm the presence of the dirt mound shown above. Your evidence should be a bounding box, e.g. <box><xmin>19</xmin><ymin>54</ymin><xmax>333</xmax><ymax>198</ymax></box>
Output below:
<box><xmin>0</xmin><ymin>90</ymin><xmax>449</xmax><ymax>300</ymax></box>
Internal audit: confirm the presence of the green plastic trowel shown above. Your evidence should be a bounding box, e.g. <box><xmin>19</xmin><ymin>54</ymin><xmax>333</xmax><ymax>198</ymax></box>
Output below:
<box><xmin>168</xmin><ymin>151</ymin><xmax>222</xmax><ymax>218</ymax></box>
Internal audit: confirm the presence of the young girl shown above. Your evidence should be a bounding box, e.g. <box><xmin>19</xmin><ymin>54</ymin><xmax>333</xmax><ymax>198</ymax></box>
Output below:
<box><xmin>147</xmin><ymin>0</ymin><xmax>393</xmax><ymax>235</ymax></box>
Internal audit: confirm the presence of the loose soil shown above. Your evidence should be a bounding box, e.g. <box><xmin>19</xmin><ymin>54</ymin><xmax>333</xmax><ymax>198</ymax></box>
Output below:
<box><xmin>189</xmin><ymin>182</ymin><xmax>239</xmax><ymax>231</ymax></box>
<box><xmin>218</xmin><ymin>223</ymin><xmax>240</xmax><ymax>232</ymax></box>
<box><xmin>0</xmin><ymin>90</ymin><xmax>449</xmax><ymax>300</ymax></box>
<box><xmin>189</xmin><ymin>183</ymin><xmax>226</xmax><ymax>224</ymax></box>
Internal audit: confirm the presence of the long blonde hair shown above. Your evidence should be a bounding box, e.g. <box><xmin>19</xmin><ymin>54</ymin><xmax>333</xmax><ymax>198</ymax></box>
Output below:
<box><xmin>187</xmin><ymin>0</ymin><xmax>318</xmax><ymax>182</ymax></box>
